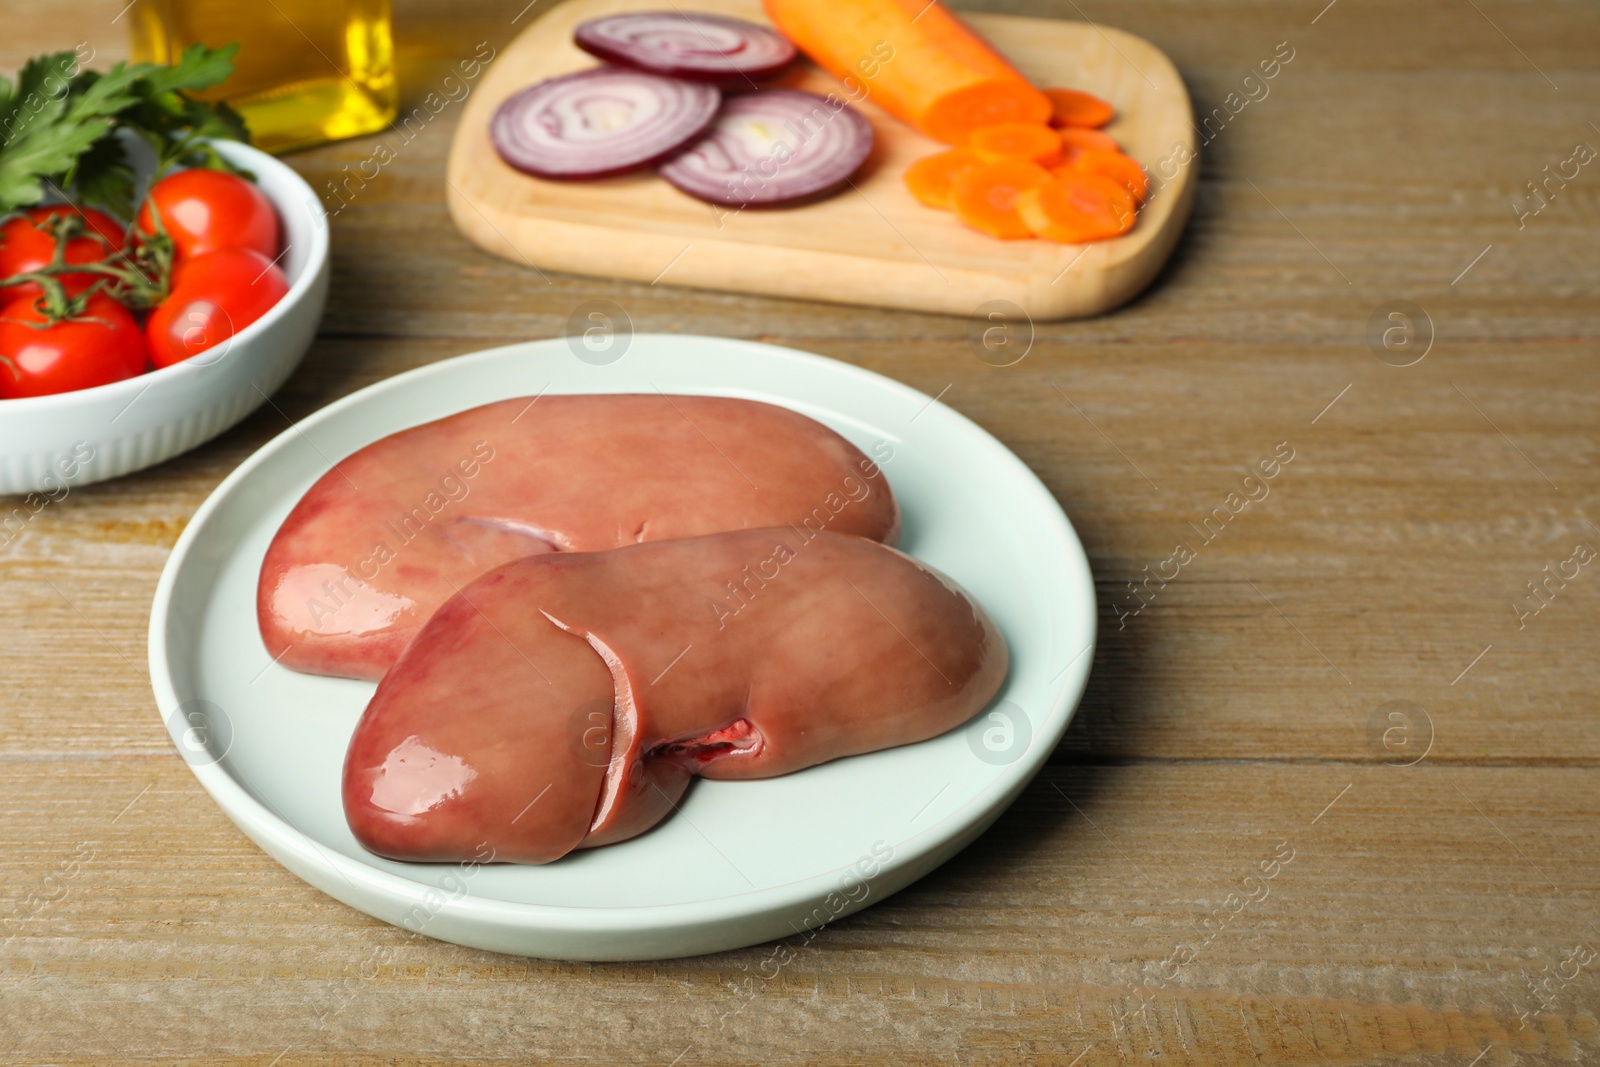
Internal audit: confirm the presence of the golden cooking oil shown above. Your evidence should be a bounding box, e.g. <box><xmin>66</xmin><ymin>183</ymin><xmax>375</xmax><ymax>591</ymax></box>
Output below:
<box><xmin>129</xmin><ymin>0</ymin><xmax>397</xmax><ymax>154</ymax></box>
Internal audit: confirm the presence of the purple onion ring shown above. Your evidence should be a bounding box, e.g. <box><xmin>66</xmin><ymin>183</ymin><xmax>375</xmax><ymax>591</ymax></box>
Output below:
<box><xmin>490</xmin><ymin>67</ymin><xmax>721</xmax><ymax>180</ymax></box>
<box><xmin>574</xmin><ymin>12</ymin><xmax>797</xmax><ymax>84</ymax></box>
<box><xmin>658</xmin><ymin>89</ymin><xmax>875</xmax><ymax>207</ymax></box>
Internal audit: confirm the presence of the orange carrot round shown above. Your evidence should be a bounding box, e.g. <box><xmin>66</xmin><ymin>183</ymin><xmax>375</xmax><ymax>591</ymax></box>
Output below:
<box><xmin>969</xmin><ymin>123</ymin><xmax>1064</xmax><ymax>167</ymax></box>
<box><xmin>950</xmin><ymin>159</ymin><xmax>1049</xmax><ymax>239</ymax></box>
<box><xmin>1070</xmin><ymin>148</ymin><xmax>1149</xmax><ymax>205</ymax></box>
<box><xmin>763</xmin><ymin>0</ymin><xmax>1053</xmax><ymax>144</ymax></box>
<box><xmin>1018</xmin><ymin>171</ymin><xmax>1136</xmax><ymax>243</ymax></box>
<box><xmin>926</xmin><ymin>81</ymin><xmax>1054</xmax><ymax>145</ymax></box>
<box><xmin>1058</xmin><ymin>127</ymin><xmax>1120</xmax><ymax>155</ymax></box>
<box><xmin>904</xmin><ymin>147</ymin><xmax>981</xmax><ymax>209</ymax></box>
<box><xmin>1045</xmin><ymin>87</ymin><xmax>1115</xmax><ymax>129</ymax></box>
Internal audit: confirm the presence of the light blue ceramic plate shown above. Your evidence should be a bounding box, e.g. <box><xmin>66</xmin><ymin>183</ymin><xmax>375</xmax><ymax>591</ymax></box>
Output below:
<box><xmin>148</xmin><ymin>335</ymin><xmax>1096</xmax><ymax>960</ymax></box>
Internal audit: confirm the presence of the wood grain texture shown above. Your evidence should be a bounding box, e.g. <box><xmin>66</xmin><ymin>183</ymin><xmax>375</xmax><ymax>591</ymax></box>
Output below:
<box><xmin>445</xmin><ymin>0</ymin><xmax>1196</xmax><ymax>320</ymax></box>
<box><xmin>2</xmin><ymin>0</ymin><xmax>1599</xmax><ymax>1063</ymax></box>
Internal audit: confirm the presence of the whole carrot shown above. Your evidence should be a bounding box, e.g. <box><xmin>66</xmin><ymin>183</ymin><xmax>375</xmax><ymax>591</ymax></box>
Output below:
<box><xmin>763</xmin><ymin>0</ymin><xmax>1052</xmax><ymax>144</ymax></box>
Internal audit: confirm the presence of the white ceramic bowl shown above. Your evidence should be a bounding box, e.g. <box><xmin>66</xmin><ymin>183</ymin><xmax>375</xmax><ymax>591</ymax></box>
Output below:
<box><xmin>0</xmin><ymin>140</ymin><xmax>330</xmax><ymax>496</ymax></box>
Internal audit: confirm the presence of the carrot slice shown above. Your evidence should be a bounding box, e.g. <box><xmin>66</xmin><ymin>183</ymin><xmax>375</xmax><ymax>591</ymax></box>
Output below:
<box><xmin>1018</xmin><ymin>171</ymin><xmax>1136</xmax><ymax>243</ymax></box>
<box><xmin>1055</xmin><ymin>127</ymin><xmax>1124</xmax><ymax>168</ymax></box>
<box><xmin>969</xmin><ymin>123</ymin><xmax>1064</xmax><ymax>167</ymax></box>
<box><xmin>950</xmin><ymin>159</ymin><xmax>1050</xmax><ymax>239</ymax></box>
<box><xmin>1058</xmin><ymin>127</ymin><xmax>1120</xmax><ymax>155</ymax></box>
<box><xmin>1045</xmin><ymin>87</ymin><xmax>1115</xmax><ymax>129</ymax></box>
<box><xmin>1070</xmin><ymin>148</ymin><xmax>1150</xmax><ymax>206</ymax></box>
<box><xmin>763</xmin><ymin>0</ymin><xmax>1052</xmax><ymax>144</ymax></box>
<box><xmin>925</xmin><ymin>80</ymin><xmax>1054</xmax><ymax>144</ymax></box>
<box><xmin>904</xmin><ymin>147</ymin><xmax>982</xmax><ymax>210</ymax></box>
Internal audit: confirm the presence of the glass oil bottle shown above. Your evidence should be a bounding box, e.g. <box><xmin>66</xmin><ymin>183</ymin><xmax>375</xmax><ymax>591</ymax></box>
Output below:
<box><xmin>129</xmin><ymin>0</ymin><xmax>397</xmax><ymax>153</ymax></box>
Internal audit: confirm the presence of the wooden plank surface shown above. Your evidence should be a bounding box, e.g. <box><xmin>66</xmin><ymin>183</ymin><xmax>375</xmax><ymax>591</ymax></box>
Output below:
<box><xmin>445</xmin><ymin>0</ymin><xmax>1197</xmax><ymax>319</ymax></box>
<box><xmin>2</xmin><ymin>0</ymin><xmax>1598</xmax><ymax>1063</ymax></box>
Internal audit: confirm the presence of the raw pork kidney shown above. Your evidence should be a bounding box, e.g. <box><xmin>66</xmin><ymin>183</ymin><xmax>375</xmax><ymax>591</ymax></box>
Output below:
<box><xmin>343</xmin><ymin>529</ymin><xmax>1008</xmax><ymax>864</ymax></box>
<box><xmin>259</xmin><ymin>395</ymin><xmax>898</xmax><ymax>680</ymax></box>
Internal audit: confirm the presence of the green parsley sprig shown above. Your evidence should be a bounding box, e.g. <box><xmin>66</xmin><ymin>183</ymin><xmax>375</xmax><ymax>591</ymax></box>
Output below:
<box><xmin>0</xmin><ymin>44</ymin><xmax>250</xmax><ymax>220</ymax></box>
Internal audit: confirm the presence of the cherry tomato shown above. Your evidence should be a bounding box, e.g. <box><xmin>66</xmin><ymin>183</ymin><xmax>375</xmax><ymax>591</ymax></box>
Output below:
<box><xmin>137</xmin><ymin>168</ymin><xmax>280</xmax><ymax>261</ymax></box>
<box><xmin>0</xmin><ymin>293</ymin><xmax>148</xmax><ymax>399</ymax></box>
<box><xmin>0</xmin><ymin>205</ymin><xmax>127</xmax><ymax>303</ymax></box>
<box><xmin>145</xmin><ymin>247</ymin><xmax>290</xmax><ymax>369</ymax></box>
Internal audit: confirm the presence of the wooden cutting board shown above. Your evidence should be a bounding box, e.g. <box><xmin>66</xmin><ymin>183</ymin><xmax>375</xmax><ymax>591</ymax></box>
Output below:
<box><xmin>445</xmin><ymin>0</ymin><xmax>1196</xmax><ymax>321</ymax></box>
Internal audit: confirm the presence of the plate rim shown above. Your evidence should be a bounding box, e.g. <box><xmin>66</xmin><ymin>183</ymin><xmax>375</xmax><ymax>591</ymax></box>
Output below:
<box><xmin>147</xmin><ymin>334</ymin><xmax>1097</xmax><ymax>947</ymax></box>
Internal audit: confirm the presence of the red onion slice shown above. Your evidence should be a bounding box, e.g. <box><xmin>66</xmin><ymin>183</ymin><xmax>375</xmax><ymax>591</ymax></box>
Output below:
<box><xmin>574</xmin><ymin>12</ymin><xmax>797</xmax><ymax>84</ymax></box>
<box><xmin>658</xmin><ymin>90</ymin><xmax>875</xmax><ymax>207</ymax></box>
<box><xmin>490</xmin><ymin>68</ymin><xmax>721</xmax><ymax>180</ymax></box>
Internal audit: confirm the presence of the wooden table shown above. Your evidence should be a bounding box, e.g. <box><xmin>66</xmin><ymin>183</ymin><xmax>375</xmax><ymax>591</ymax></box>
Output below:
<box><xmin>4</xmin><ymin>1</ymin><xmax>1597</xmax><ymax>1063</ymax></box>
